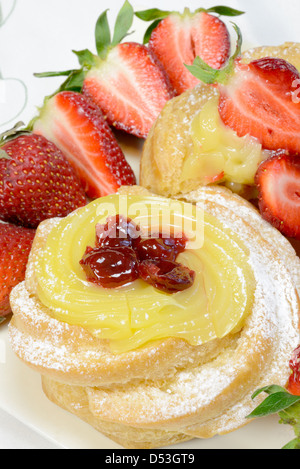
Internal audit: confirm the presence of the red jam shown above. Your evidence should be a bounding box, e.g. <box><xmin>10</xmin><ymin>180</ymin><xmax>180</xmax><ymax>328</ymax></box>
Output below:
<box><xmin>80</xmin><ymin>215</ymin><xmax>195</xmax><ymax>293</ymax></box>
<box><xmin>80</xmin><ymin>246</ymin><xmax>139</xmax><ymax>288</ymax></box>
<box><xmin>138</xmin><ymin>259</ymin><xmax>196</xmax><ymax>294</ymax></box>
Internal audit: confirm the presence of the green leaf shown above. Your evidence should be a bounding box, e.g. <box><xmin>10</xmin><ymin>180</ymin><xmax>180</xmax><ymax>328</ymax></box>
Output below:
<box><xmin>95</xmin><ymin>9</ymin><xmax>111</xmax><ymax>59</ymax></box>
<box><xmin>34</xmin><ymin>70</ymin><xmax>76</xmax><ymax>78</ymax></box>
<box><xmin>72</xmin><ymin>49</ymin><xmax>96</xmax><ymax>68</ymax></box>
<box><xmin>135</xmin><ymin>8</ymin><xmax>172</xmax><ymax>21</ymax></box>
<box><xmin>204</xmin><ymin>6</ymin><xmax>245</xmax><ymax>16</ymax></box>
<box><xmin>112</xmin><ymin>0</ymin><xmax>134</xmax><ymax>46</ymax></box>
<box><xmin>58</xmin><ymin>69</ymin><xmax>85</xmax><ymax>93</ymax></box>
<box><xmin>184</xmin><ymin>22</ymin><xmax>242</xmax><ymax>85</ymax></box>
<box><xmin>0</xmin><ymin>317</ymin><xmax>6</xmax><ymax>325</ymax></box>
<box><xmin>282</xmin><ymin>438</ymin><xmax>300</xmax><ymax>450</ymax></box>
<box><xmin>143</xmin><ymin>19</ymin><xmax>161</xmax><ymax>44</ymax></box>
<box><xmin>247</xmin><ymin>392</ymin><xmax>300</xmax><ymax>419</ymax></box>
<box><xmin>251</xmin><ymin>385</ymin><xmax>286</xmax><ymax>400</ymax></box>
<box><xmin>0</xmin><ymin>149</ymin><xmax>10</xmax><ymax>159</ymax></box>
<box><xmin>0</xmin><ymin>121</ymin><xmax>30</xmax><ymax>147</ymax></box>
<box><xmin>185</xmin><ymin>57</ymin><xmax>220</xmax><ymax>84</ymax></box>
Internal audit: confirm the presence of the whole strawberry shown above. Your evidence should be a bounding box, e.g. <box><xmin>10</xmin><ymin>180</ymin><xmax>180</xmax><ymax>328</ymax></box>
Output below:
<box><xmin>0</xmin><ymin>222</ymin><xmax>35</xmax><ymax>318</ymax></box>
<box><xmin>0</xmin><ymin>132</ymin><xmax>87</xmax><ymax>229</ymax></box>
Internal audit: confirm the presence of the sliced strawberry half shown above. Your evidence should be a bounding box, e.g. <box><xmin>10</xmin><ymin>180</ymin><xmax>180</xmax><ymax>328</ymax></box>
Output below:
<box><xmin>255</xmin><ymin>151</ymin><xmax>300</xmax><ymax>239</ymax></box>
<box><xmin>147</xmin><ymin>11</ymin><xmax>231</xmax><ymax>95</ymax></box>
<box><xmin>218</xmin><ymin>58</ymin><xmax>300</xmax><ymax>154</ymax></box>
<box><xmin>287</xmin><ymin>346</ymin><xmax>300</xmax><ymax>396</ymax></box>
<box><xmin>33</xmin><ymin>91</ymin><xmax>136</xmax><ymax>199</ymax></box>
<box><xmin>82</xmin><ymin>42</ymin><xmax>175</xmax><ymax>138</ymax></box>
<box><xmin>33</xmin><ymin>2</ymin><xmax>175</xmax><ymax>139</ymax></box>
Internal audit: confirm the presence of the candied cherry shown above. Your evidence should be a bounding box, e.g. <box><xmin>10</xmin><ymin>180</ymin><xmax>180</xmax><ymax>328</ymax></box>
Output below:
<box><xmin>138</xmin><ymin>259</ymin><xmax>195</xmax><ymax>294</ymax></box>
<box><xmin>96</xmin><ymin>215</ymin><xmax>141</xmax><ymax>249</ymax></box>
<box><xmin>80</xmin><ymin>246</ymin><xmax>139</xmax><ymax>288</ymax></box>
<box><xmin>136</xmin><ymin>233</ymin><xmax>188</xmax><ymax>262</ymax></box>
<box><xmin>81</xmin><ymin>215</ymin><xmax>194</xmax><ymax>294</ymax></box>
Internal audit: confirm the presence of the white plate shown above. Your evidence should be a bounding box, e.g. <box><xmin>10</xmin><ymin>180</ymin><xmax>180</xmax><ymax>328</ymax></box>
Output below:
<box><xmin>0</xmin><ymin>0</ymin><xmax>299</xmax><ymax>450</ymax></box>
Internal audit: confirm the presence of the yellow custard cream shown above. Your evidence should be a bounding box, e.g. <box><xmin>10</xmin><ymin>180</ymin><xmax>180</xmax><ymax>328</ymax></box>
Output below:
<box><xmin>35</xmin><ymin>194</ymin><xmax>255</xmax><ymax>353</ymax></box>
<box><xmin>181</xmin><ymin>97</ymin><xmax>267</xmax><ymax>186</ymax></box>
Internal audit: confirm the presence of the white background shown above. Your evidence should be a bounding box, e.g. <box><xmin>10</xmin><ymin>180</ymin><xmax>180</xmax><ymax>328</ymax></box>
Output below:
<box><xmin>0</xmin><ymin>0</ymin><xmax>299</xmax><ymax>449</ymax></box>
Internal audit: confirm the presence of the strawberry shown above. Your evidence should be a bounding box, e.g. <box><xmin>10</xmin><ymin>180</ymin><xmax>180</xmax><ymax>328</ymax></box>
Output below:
<box><xmin>255</xmin><ymin>151</ymin><xmax>300</xmax><ymax>240</ymax></box>
<box><xmin>185</xmin><ymin>26</ymin><xmax>300</xmax><ymax>154</ymax></box>
<box><xmin>136</xmin><ymin>6</ymin><xmax>244</xmax><ymax>95</ymax></box>
<box><xmin>218</xmin><ymin>58</ymin><xmax>300</xmax><ymax>154</ymax></box>
<box><xmin>82</xmin><ymin>42</ymin><xmax>174</xmax><ymax>138</ymax></box>
<box><xmin>287</xmin><ymin>346</ymin><xmax>300</xmax><ymax>396</ymax></box>
<box><xmin>0</xmin><ymin>130</ymin><xmax>87</xmax><ymax>229</ymax></box>
<box><xmin>33</xmin><ymin>91</ymin><xmax>136</xmax><ymax>198</ymax></box>
<box><xmin>0</xmin><ymin>222</ymin><xmax>35</xmax><ymax>317</ymax></box>
<box><xmin>34</xmin><ymin>1</ymin><xmax>175</xmax><ymax>138</ymax></box>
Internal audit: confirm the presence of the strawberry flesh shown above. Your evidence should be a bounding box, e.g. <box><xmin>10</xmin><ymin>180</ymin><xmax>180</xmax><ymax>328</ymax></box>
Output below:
<box><xmin>82</xmin><ymin>42</ymin><xmax>175</xmax><ymax>138</ymax></box>
<box><xmin>219</xmin><ymin>58</ymin><xmax>300</xmax><ymax>154</ymax></box>
<box><xmin>287</xmin><ymin>346</ymin><xmax>300</xmax><ymax>396</ymax></box>
<box><xmin>34</xmin><ymin>91</ymin><xmax>136</xmax><ymax>198</ymax></box>
<box><xmin>148</xmin><ymin>12</ymin><xmax>230</xmax><ymax>95</ymax></box>
<box><xmin>0</xmin><ymin>133</ymin><xmax>87</xmax><ymax>228</ymax></box>
<box><xmin>255</xmin><ymin>151</ymin><xmax>300</xmax><ymax>239</ymax></box>
<box><xmin>0</xmin><ymin>223</ymin><xmax>35</xmax><ymax>316</ymax></box>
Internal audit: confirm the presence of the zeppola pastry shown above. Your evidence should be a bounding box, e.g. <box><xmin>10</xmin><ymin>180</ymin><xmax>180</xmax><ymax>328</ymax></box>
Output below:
<box><xmin>2</xmin><ymin>2</ymin><xmax>300</xmax><ymax>451</ymax></box>
<box><xmin>8</xmin><ymin>185</ymin><xmax>300</xmax><ymax>448</ymax></box>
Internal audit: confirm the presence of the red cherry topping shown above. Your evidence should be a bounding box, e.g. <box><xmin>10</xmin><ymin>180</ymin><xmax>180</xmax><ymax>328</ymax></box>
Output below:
<box><xmin>96</xmin><ymin>215</ymin><xmax>141</xmax><ymax>249</ymax></box>
<box><xmin>136</xmin><ymin>234</ymin><xmax>187</xmax><ymax>262</ymax></box>
<box><xmin>80</xmin><ymin>246</ymin><xmax>139</xmax><ymax>288</ymax></box>
<box><xmin>138</xmin><ymin>259</ymin><xmax>195</xmax><ymax>294</ymax></box>
<box><xmin>80</xmin><ymin>215</ymin><xmax>194</xmax><ymax>293</ymax></box>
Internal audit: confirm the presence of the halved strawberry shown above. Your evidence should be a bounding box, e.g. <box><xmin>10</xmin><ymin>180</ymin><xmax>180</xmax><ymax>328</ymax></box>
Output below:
<box><xmin>136</xmin><ymin>6</ymin><xmax>244</xmax><ymax>95</ymax></box>
<box><xmin>218</xmin><ymin>58</ymin><xmax>300</xmax><ymax>154</ymax></box>
<box><xmin>33</xmin><ymin>91</ymin><xmax>136</xmax><ymax>198</ymax></box>
<box><xmin>34</xmin><ymin>1</ymin><xmax>174</xmax><ymax>139</ymax></box>
<box><xmin>185</xmin><ymin>28</ymin><xmax>300</xmax><ymax>155</ymax></box>
<box><xmin>82</xmin><ymin>42</ymin><xmax>174</xmax><ymax>138</ymax></box>
<box><xmin>287</xmin><ymin>346</ymin><xmax>300</xmax><ymax>396</ymax></box>
<box><xmin>0</xmin><ymin>222</ymin><xmax>35</xmax><ymax>317</ymax></box>
<box><xmin>255</xmin><ymin>151</ymin><xmax>300</xmax><ymax>239</ymax></box>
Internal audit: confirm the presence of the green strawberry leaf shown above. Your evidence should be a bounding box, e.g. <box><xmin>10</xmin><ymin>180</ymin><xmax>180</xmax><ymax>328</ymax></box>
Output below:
<box><xmin>143</xmin><ymin>19</ymin><xmax>161</xmax><ymax>45</ymax></box>
<box><xmin>184</xmin><ymin>22</ymin><xmax>242</xmax><ymax>84</ymax></box>
<box><xmin>247</xmin><ymin>392</ymin><xmax>300</xmax><ymax>418</ymax></box>
<box><xmin>0</xmin><ymin>317</ymin><xmax>6</xmax><ymax>325</ymax></box>
<box><xmin>34</xmin><ymin>70</ymin><xmax>76</xmax><ymax>78</ymax></box>
<box><xmin>112</xmin><ymin>0</ymin><xmax>134</xmax><ymax>46</ymax></box>
<box><xmin>0</xmin><ymin>149</ymin><xmax>10</xmax><ymax>159</ymax></box>
<box><xmin>247</xmin><ymin>384</ymin><xmax>300</xmax><ymax>450</ymax></box>
<box><xmin>72</xmin><ymin>49</ymin><xmax>96</xmax><ymax>68</ymax></box>
<box><xmin>57</xmin><ymin>69</ymin><xmax>85</xmax><ymax>93</ymax></box>
<box><xmin>95</xmin><ymin>9</ymin><xmax>111</xmax><ymax>59</ymax></box>
<box><xmin>200</xmin><ymin>6</ymin><xmax>245</xmax><ymax>16</ymax></box>
<box><xmin>135</xmin><ymin>8</ymin><xmax>173</xmax><ymax>22</ymax></box>
<box><xmin>282</xmin><ymin>438</ymin><xmax>300</xmax><ymax>450</ymax></box>
<box><xmin>0</xmin><ymin>121</ymin><xmax>31</xmax><ymax>147</ymax></box>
